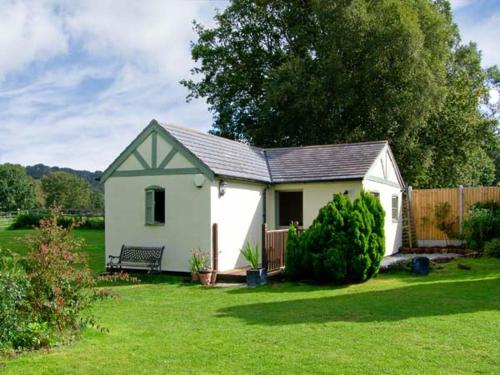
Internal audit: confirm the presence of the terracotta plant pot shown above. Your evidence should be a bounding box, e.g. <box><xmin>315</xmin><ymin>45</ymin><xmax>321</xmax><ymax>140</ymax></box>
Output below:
<box><xmin>198</xmin><ymin>270</ymin><xmax>213</xmax><ymax>286</ymax></box>
<box><xmin>191</xmin><ymin>272</ymin><xmax>199</xmax><ymax>281</ymax></box>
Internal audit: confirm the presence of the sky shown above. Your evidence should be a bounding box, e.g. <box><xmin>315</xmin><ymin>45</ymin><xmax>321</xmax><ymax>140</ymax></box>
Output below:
<box><xmin>0</xmin><ymin>0</ymin><xmax>498</xmax><ymax>172</ymax></box>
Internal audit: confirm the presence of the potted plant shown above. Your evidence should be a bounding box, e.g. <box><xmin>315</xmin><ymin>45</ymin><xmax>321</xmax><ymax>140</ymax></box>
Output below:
<box><xmin>240</xmin><ymin>242</ymin><xmax>267</xmax><ymax>287</ymax></box>
<box><xmin>189</xmin><ymin>249</ymin><xmax>207</xmax><ymax>281</ymax></box>
<box><xmin>198</xmin><ymin>267</ymin><xmax>213</xmax><ymax>286</ymax></box>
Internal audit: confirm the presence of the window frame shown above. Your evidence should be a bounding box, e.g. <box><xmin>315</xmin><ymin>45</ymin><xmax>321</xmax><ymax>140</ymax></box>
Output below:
<box><xmin>145</xmin><ymin>185</ymin><xmax>165</xmax><ymax>226</ymax></box>
<box><xmin>391</xmin><ymin>194</ymin><xmax>399</xmax><ymax>222</ymax></box>
<box><xmin>275</xmin><ymin>190</ymin><xmax>303</xmax><ymax>229</ymax></box>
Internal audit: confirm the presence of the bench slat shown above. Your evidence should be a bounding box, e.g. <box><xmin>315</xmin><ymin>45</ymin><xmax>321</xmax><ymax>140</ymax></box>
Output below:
<box><xmin>107</xmin><ymin>245</ymin><xmax>165</xmax><ymax>273</ymax></box>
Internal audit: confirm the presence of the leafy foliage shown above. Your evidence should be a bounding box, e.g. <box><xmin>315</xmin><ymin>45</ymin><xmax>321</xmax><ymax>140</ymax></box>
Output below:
<box><xmin>484</xmin><ymin>238</ymin><xmax>500</xmax><ymax>258</ymax></box>
<box><xmin>0</xmin><ymin>209</ymin><xmax>131</xmax><ymax>353</ymax></box>
<box><xmin>240</xmin><ymin>242</ymin><xmax>260</xmax><ymax>269</ymax></box>
<box><xmin>286</xmin><ymin>192</ymin><xmax>385</xmax><ymax>283</ymax></box>
<box><xmin>434</xmin><ymin>202</ymin><xmax>458</xmax><ymax>240</ymax></box>
<box><xmin>23</xmin><ymin>212</ymin><xmax>96</xmax><ymax>331</ymax></box>
<box><xmin>189</xmin><ymin>249</ymin><xmax>209</xmax><ymax>273</ymax></box>
<box><xmin>284</xmin><ymin>224</ymin><xmax>305</xmax><ymax>279</ymax></box>
<box><xmin>183</xmin><ymin>0</ymin><xmax>498</xmax><ymax>186</ymax></box>
<box><xmin>0</xmin><ymin>249</ymin><xmax>34</xmax><ymax>350</ymax></box>
<box><xmin>10</xmin><ymin>212</ymin><xmax>104</xmax><ymax>230</ymax></box>
<box><xmin>0</xmin><ymin>163</ymin><xmax>36</xmax><ymax>211</ymax></box>
<box><xmin>41</xmin><ymin>172</ymin><xmax>93</xmax><ymax>209</ymax></box>
<box><xmin>462</xmin><ymin>201</ymin><xmax>500</xmax><ymax>251</ymax></box>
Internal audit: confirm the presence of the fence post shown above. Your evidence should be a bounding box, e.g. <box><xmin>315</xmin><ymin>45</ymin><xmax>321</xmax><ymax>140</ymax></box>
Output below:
<box><xmin>262</xmin><ymin>223</ymin><xmax>268</xmax><ymax>270</ymax></box>
<box><xmin>407</xmin><ymin>186</ymin><xmax>413</xmax><ymax>248</ymax></box>
<box><xmin>211</xmin><ymin>223</ymin><xmax>218</xmax><ymax>284</ymax></box>
<box><xmin>458</xmin><ymin>185</ymin><xmax>464</xmax><ymax>236</ymax></box>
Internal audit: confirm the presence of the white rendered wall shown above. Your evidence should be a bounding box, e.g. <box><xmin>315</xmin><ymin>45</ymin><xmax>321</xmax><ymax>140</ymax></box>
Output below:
<box><xmin>105</xmin><ymin>174</ymin><xmax>211</xmax><ymax>272</ymax></box>
<box><xmin>363</xmin><ymin>145</ymin><xmax>404</xmax><ymax>255</ymax></box>
<box><xmin>267</xmin><ymin>180</ymin><xmax>364</xmax><ymax>229</ymax></box>
<box><xmin>362</xmin><ymin>179</ymin><xmax>403</xmax><ymax>255</ymax></box>
<box><xmin>210</xmin><ymin>179</ymin><xmax>266</xmax><ymax>271</ymax></box>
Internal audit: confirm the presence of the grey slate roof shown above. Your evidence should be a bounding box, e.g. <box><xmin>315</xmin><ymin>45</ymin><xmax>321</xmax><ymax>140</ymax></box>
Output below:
<box><xmin>163</xmin><ymin>124</ymin><xmax>271</xmax><ymax>182</ymax></box>
<box><xmin>265</xmin><ymin>142</ymin><xmax>387</xmax><ymax>183</ymax></box>
<box><xmin>162</xmin><ymin>123</ymin><xmax>388</xmax><ymax>184</ymax></box>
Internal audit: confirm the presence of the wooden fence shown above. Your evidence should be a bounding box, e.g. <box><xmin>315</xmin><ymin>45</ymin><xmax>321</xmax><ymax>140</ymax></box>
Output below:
<box><xmin>262</xmin><ymin>224</ymin><xmax>289</xmax><ymax>272</ymax></box>
<box><xmin>408</xmin><ymin>186</ymin><xmax>500</xmax><ymax>244</ymax></box>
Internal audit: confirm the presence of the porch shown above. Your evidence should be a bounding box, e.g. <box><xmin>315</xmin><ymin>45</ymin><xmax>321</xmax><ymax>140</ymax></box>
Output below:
<box><xmin>215</xmin><ymin>224</ymin><xmax>291</xmax><ymax>283</ymax></box>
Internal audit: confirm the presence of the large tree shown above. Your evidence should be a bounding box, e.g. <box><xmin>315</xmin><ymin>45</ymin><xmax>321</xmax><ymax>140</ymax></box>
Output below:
<box><xmin>0</xmin><ymin>163</ymin><xmax>36</xmax><ymax>211</ymax></box>
<box><xmin>183</xmin><ymin>0</ymin><xmax>498</xmax><ymax>186</ymax></box>
<box><xmin>424</xmin><ymin>43</ymin><xmax>497</xmax><ymax>187</ymax></box>
<box><xmin>41</xmin><ymin>172</ymin><xmax>92</xmax><ymax>209</ymax></box>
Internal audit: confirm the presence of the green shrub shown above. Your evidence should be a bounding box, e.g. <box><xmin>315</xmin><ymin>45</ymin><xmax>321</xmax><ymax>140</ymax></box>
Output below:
<box><xmin>285</xmin><ymin>192</ymin><xmax>385</xmax><ymax>283</ymax></box>
<box><xmin>82</xmin><ymin>216</ymin><xmax>104</xmax><ymax>229</ymax></box>
<box><xmin>24</xmin><ymin>214</ymin><xmax>96</xmax><ymax>331</ymax></box>
<box><xmin>463</xmin><ymin>201</ymin><xmax>500</xmax><ymax>251</ymax></box>
<box><xmin>12</xmin><ymin>322</ymin><xmax>51</xmax><ymax>350</ymax></box>
<box><xmin>9</xmin><ymin>212</ymin><xmax>48</xmax><ymax>229</ymax></box>
<box><xmin>484</xmin><ymin>238</ymin><xmax>500</xmax><ymax>258</ymax></box>
<box><xmin>10</xmin><ymin>212</ymin><xmax>104</xmax><ymax>230</ymax></box>
<box><xmin>285</xmin><ymin>225</ymin><xmax>306</xmax><ymax>280</ymax></box>
<box><xmin>1</xmin><ymin>210</ymin><xmax>130</xmax><ymax>354</ymax></box>
<box><xmin>0</xmin><ymin>249</ymin><xmax>32</xmax><ymax>348</ymax></box>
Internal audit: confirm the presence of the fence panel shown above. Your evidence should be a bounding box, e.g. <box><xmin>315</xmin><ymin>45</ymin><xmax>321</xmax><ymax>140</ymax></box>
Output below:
<box><xmin>412</xmin><ymin>188</ymin><xmax>459</xmax><ymax>241</ymax></box>
<box><xmin>410</xmin><ymin>186</ymin><xmax>500</xmax><ymax>243</ymax></box>
<box><xmin>463</xmin><ymin>187</ymin><xmax>500</xmax><ymax>217</ymax></box>
<box><xmin>264</xmin><ymin>229</ymin><xmax>288</xmax><ymax>272</ymax></box>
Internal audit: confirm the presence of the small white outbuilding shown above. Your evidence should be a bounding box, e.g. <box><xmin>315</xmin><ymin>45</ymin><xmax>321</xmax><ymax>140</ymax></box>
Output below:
<box><xmin>101</xmin><ymin>120</ymin><xmax>405</xmax><ymax>273</ymax></box>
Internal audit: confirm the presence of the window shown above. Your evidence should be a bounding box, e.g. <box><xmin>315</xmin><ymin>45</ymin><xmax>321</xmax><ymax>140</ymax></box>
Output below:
<box><xmin>145</xmin><ymin>186</ymin><xmax>165</xmax><ymax>225</ymax></box>
<box><xmin>392</xmin><ymin>195</ymin><xmax>399</xmax><ymax>221</ymax></box>
<box><xmin>277</xmin><ymin>191</ymin><xmax>303</xmax><ymax>227</ymax></box>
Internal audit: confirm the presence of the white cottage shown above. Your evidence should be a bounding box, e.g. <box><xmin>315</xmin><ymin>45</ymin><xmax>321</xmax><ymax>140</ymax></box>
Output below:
<box><xmin>101</xmin><ymin>120</ymin><xmax>405</xmax><ymax>273</ymax></box>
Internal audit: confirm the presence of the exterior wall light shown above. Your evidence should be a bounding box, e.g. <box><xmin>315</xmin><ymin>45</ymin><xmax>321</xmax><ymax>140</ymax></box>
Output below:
<box><xmin>218</xmin><ymin>180</ymin><xmax>227</xmax><ymax>196</ymax></box>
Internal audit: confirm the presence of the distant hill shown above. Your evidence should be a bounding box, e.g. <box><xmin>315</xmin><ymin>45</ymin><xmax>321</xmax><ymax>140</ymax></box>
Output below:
<box><xmin>25</xmin><ymin>164</ymin><xmax>103</xmax><ymax>192</ymax></box>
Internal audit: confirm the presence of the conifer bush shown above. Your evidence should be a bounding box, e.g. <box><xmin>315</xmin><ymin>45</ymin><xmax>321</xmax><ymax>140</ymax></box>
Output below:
<box><xmin>285</xmin><ymin>192</ymin><xmax>385</xmax><ymax>283</ymax></box>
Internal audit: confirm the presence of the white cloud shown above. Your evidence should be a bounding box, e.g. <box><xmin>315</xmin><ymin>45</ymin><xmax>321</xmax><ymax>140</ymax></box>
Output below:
<box><xmin>450</xmin><ymin>0</ymin><xmax>475</xmax><ymax>10</ymax></box>
<box><xmin>0</xmin><ymin>0</ymin><xmax>223</xmax><ymax>170</ymax></box>
<box><xmin>0</xmin><ymin>0</ymin><xmax>67</xmax><ymax>79</ymax></box>
<box><xmin>61</xmin><ymin>0</ymin><xmax>208</xmax><ymax>78</ymax></box>
<box><xmin>2</xmin><ymin>0</ymin><xmax>494</xmax><ymax>172</ymax></box>
<box><xmin>458</xmin><ymin>13</ymin><xmax>500</xmax><ymax>67</ymax></box>
<box><xmin>0</xmin><ymin>63</ymin><xmax>212</xmax><ymax>171</ymax></box>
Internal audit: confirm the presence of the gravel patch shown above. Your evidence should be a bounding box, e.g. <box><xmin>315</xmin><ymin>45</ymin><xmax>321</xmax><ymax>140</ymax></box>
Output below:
<box><xmin>380</xmin><ymin>253</ymin><xmax>462</xmax><ymax>272</ymax></box>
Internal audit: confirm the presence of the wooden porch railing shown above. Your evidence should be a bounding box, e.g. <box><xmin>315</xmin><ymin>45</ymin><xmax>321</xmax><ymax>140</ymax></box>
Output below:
<box><xmin>262</xmin><ymin>223</ymin><xmax>290</xmax><ymax>272</ymax></box>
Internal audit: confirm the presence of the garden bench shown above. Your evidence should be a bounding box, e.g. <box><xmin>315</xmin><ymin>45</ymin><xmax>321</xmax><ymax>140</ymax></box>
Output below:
<box><xmin>107</xmin><ymin>245</ymin><xmax>165</xmax><ymax>274</ymax></box>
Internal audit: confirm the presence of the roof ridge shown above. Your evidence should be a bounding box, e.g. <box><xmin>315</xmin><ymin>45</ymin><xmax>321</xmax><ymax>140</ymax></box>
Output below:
<box><xmin>161</xmin><ymin>122</ymin><xmax>387</xmax><ymax>152</ymax></box>
<box><xmin>161</xmin><ymin>122</ymin><xmax>265</xmax><ymax>152</ymax></box>
<box><xmin>264</xmin><ymin>140</ymin><xmax>388</xmax><ymax>151</ymax></box>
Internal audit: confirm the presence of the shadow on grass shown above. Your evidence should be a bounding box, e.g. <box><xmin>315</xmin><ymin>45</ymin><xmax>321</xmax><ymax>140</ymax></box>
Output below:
<box><xmin>216</xmin><ymin>277</ymin><xmax>500</xmax><ymax>324</ymax></box>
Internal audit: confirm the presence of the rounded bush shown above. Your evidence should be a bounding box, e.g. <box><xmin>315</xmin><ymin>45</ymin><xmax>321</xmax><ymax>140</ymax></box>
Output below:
<box><xmin>285</xmin><ymin>192</ymin><xmax>385</xmax><ymax>283</ymax></box>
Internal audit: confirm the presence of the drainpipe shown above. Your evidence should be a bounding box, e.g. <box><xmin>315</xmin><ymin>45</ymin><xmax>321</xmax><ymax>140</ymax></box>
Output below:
<box><xmin>262</xmin><ymin>187</ymin><xmax>267</xmax><ymax>224</ymax></box>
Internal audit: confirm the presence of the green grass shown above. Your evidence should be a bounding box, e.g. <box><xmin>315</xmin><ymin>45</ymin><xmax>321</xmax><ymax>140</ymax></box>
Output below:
<box><xmin>0</xmin><ymin>217</ymin><xmax>13</xmax><ymax>231</ymax></box>
<box><xmin>0</xmin><ymin>227</ymin><xmax>105</xmax><ymax>274</ymax></box>
<box><xmin>1</xmin><ymin>228</ymin><xmax>499</xmax><ymax>374</ymax></box>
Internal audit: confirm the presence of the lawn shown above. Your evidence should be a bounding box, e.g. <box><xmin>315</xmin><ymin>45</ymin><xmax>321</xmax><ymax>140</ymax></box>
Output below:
<box><xmin>1</xmin><ymin>228</ymin><xmax>499</xmax><ymax>374</ymax></box>
<box><xmin>0</xmin><ymin>227</ymin><xmax>105</xmax><ymax>274</ymax></box>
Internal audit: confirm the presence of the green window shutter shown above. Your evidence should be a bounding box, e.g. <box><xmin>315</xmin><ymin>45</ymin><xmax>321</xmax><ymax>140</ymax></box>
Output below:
<box><xmin>146</xmin><ymin>189</ymin><xmax>155</xmax><ymax>224</ymax></box>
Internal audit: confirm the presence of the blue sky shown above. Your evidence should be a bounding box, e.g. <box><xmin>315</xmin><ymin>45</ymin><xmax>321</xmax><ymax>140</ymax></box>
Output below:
<box><xmin>0</xmin><ymin>0</ymin><xmax>498</xmax><ymax>171</ymax></box>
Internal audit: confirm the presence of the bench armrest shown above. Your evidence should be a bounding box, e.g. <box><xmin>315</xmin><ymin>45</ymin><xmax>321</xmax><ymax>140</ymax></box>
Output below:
<box><xmin>107</xmin><ymin>255</ymin><xmax>120</xmax><ymax>266</ymax></box>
